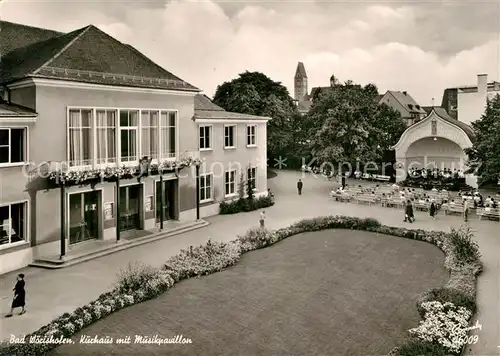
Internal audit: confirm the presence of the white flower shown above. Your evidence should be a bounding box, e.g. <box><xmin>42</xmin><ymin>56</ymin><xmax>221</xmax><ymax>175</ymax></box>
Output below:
<box><xmin>409</xmin><ymin>301</ymin><xmax>472</xmax><ymax>353</ymax></box>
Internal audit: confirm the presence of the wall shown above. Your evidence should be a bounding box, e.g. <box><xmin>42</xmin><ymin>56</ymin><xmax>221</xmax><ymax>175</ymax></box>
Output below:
<box><xmin>380</xmin><ymin>92</ymin><xmax>409</xmax><ymax>118</ymax></box>
<box><xmin>405</xmin><ymin>137</ymin><xmax>466</xmax><ymax>170</ymax></box>
<box><xmin>9</xmin><ymin>86</ymin><xmax>36</xmax><ymax>110</ymax></box>
<box><xmin>457</xmin><ymin>91</ymin><xmax>488</xmax><ymax>126</ymax></box>
<box><xmin>31</xmin><ymin>83</ymin><xmax>198</xmax><ymax>246</ymax></box>
<box><xmin>33</xmin><ymin>84</ymin><xmax>197</xmax><ymax>164</ymax></box>
<box><xmin>198</xmin><ymin>121</ymin><xmax>268</xmax><ymax>202</ymax></box>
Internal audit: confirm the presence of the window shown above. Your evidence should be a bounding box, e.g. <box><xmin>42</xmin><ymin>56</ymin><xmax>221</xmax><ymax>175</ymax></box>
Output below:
<box><xmin>199</xmin><ymin>173</ymin><xmax>213</xmax><ymax>202</ymax></box>
<box><xmin>68</xmin><ymin>109</ymin><xmax>93</xmax><ymax>166</ymax></box>
<box><xmin>246</xmin><ymin>125</ymin><xmax>256</xmax><ymax>147</ymax></box>
<box><xmin>141</xmin><ymin>111</ymin><xmax>159</xmax><ymax>160</ymax></box>
<box><xmin>119</xmin><ymin>110</ymin><xmax>138</xmax><ymax>163</ymax></box>
<box><xmin>199</xmin><ymin>125</ymin><xmax>212</xmax><ymax>150</ymax></box>
<box><xmin>0</xmin><ymin>128</ymin><xmax>26</xmax><ymax>164</ymax></box>
<box><xmin>224</xmin><ymin>125</ymin><xmax>236</xmax><ymax>149</ymax></box>
<box><xmin>0</xmin><ymin>202</ymin><xmax>26</xmax><ymax>246</ymax></box>
<box><xmin>67</xmin><ymin>108</ymin><xmax>177</xmax><ymax>168</ymax></box>
<box><xmin>96</xmin><ymin>110</ymin><xmax>117</xmax><ymax>165</ymax></box>
<box><xmin>248</xmin><ymin>167</ymin><xmax>257</xmax><ymax>191</ymax></box>
<box><xmin>160</xmin><ymin>111</ymin><xmax>176</xmax><ymax>159</ymax></box>
<box><xmin>225</xmin><ymin>170</ymin><xmax>236</xmax><ymax>196</ymax></box>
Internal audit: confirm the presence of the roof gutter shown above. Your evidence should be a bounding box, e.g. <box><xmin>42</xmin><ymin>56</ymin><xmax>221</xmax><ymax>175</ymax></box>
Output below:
<box><xmin>1</xmin><ymin>85</ymin><xmax>12</xmax><ymax>104</ymax></box>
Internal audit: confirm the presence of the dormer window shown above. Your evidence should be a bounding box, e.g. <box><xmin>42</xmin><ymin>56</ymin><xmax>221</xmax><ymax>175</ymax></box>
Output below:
<box><xmin>408</xmin><ymin>104</ymin><xmax>414</xmax><ymax>109</ymax></box>
<box><xmin>415</xmin><ymin>105</ymin><xmax>420</xmax><ymax>110</ymax></box>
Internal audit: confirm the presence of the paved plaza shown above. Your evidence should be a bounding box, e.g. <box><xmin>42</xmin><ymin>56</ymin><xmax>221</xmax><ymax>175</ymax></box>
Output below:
<box><xmin>1</xmin><ymin>170</ymin><xmax>499</xmax><ymax>355</ymax></box>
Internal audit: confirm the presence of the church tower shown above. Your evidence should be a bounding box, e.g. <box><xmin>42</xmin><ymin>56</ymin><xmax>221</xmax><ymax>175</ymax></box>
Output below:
<box><xmin>294</xmin><ymin>62</ymin><xmax>308</xmax><ymax>101</ymax></box>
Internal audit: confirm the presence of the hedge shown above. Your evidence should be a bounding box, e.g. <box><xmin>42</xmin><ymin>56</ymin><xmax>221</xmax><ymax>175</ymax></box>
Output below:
<box><xmin>0</xmin><ymin>215</ymin><xmax>482</xmax><ymax>356</ymax></box>
<box><xmin>219</xmin><ymin>195</ymin><xmax>274</xmax><ymax>214</ymax></box>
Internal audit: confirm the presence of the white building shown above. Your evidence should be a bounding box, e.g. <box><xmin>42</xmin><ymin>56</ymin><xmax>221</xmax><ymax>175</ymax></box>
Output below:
<box><xmin>457</xmin><ymin>74</ymin><xmax>500</xmax><ymax>126</ymax></box>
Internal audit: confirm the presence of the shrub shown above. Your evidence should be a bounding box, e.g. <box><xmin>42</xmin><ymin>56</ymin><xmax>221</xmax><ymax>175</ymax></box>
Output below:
<box><xmin>446</xmin><ymin>225</ymin><xmax>482</xmax><ymax>271</ymax></box>
<box><xmin>238</xmin><ymin>227</ymin><xmax>271</xmax><ymax>252</ymax></box>
<box><xmin>115</xmin><ymin>262</ymin><xmax>166</xmax><ymax>294</ymax></box>
<box><xmin>417</xmin><ymin>288</ymin><xmax>477</xmax><ymax>318</ymax></box>
<box><xmin>444</xmin><ymin>272</ymin><xmax>477</xmax><ymax>298</ymax></box>
<box><xmin>397</xmin><ymin>339</ymin><xmax>451</xmax><ymax>356</ymax></box>
<box><xmin>163</xmin><ymin>239</ymin><xmax>241</xmax><ymax>280</ymax></box>
<box><xmin>219</xmin><ymin>196</ymin><xmax>274</xmax><ymax>214</ymax></box>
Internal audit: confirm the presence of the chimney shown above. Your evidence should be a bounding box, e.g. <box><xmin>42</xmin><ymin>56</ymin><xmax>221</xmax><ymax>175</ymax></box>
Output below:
<box><xmin>477</xmin><ymin>74</ymin><xmax>487</xmax><ymax>94</ymax></box>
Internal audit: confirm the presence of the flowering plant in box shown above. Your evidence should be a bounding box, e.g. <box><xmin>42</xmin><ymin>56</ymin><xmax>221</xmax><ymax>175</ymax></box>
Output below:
<box><xmin>48</xmin><ymin>157</ymin><xmax>202</xmax><ymax>185</ymax></box>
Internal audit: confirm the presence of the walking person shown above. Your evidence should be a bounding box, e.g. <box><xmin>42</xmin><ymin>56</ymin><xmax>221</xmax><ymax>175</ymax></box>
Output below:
<box><xmin>5</xmin><ymin>274</ymin><xmax>26</xmax><ymax>317</ymax></box>
<box><xmin>429</xmin><ymin>199</ymin><xmax>437</xmax><ymax>220</ymax></box>
<box><xmin>405</xmin><ymin>199</ymin><xmax>415</xmax><ymax>223</ymax></box>
<box><xmin>259</xmin><ymin>210</ymin><xmax>266</xmax><ymax>228</ymax></box>
<box><xmin>297</xmin><ymin>179</ymin><xmax>303</xmax><ymax>195</ymax></box>
<box><xmin>341</xmin><ymin>172</ymin><xmax>346</xmax><ymax>189</ymax></box>
<box><xmin>463</xmin><ymin>198</ymin><xmax>470</xmax><ymax>222</ymax></box>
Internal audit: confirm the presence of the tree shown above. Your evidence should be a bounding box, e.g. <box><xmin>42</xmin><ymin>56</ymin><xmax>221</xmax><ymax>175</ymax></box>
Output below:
<box><xmin>465</xmin><ymin>94</ymin><xmax>500</xmax><ymax>185</ymax></box>
<box><xmin>213</xmin><ymin>71</ymin><xmax>299</xmax><ymax>158</ymax></box>
<box><xmin>307</xmin><ymin>81</ymin><xmax>405</xmax><ymax>172</ymax></box>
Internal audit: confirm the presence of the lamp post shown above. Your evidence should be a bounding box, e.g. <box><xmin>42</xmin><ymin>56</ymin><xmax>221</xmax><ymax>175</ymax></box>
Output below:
<box><xmin>195</xmin><ymin>163</ymin><xmax>200</xmax><ymax>221</ymax></box>
<box><xmin>160</xmin><ymin>172</ymin><xmax>164</xmax><ymax>231</ymax></box>
<box><xmin>116</xmin><ymin>177</ymin><xmax>120</xmax><ymax>242</ymax></box>
<box><xmin>60</xmin><ymin>181</ymin><xmax>66</xmax><ymax>259</ymax></box>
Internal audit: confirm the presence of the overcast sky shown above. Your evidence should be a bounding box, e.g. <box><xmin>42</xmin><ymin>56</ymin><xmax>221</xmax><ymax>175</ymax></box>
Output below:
<box><xmin>3</xmin><ymin>0</ymin><xmax>500</xmax><ymax>105</ymax></box>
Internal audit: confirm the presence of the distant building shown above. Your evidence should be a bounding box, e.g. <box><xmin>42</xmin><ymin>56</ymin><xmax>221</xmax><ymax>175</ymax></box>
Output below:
<box><xmin>293</xmin><ymin>62</ymin><xmax>311</xmax><ymax>114</ymax></box>
<box><xmin>441</xmin><ymin>74</ymin><xmax>500</xmax><ymax>123</ymax></box>
<box><xmin>378</xmin><ymin>90</ymin><xmax>427</xmax><ymax>126</ymax></box>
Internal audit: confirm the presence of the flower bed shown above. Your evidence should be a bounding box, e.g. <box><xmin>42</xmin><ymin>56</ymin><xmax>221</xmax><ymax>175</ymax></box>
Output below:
<box><xmin>0</xmin><ymin>216</ymin><xmax>482</xmax><ymax>356</ymax></box>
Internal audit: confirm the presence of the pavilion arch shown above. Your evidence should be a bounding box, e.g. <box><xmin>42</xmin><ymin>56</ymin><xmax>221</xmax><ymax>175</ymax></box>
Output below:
<box><xmin>391</xmin><ymin>108</ymin><xmax>477</xmax><ymax>187</ymax></box>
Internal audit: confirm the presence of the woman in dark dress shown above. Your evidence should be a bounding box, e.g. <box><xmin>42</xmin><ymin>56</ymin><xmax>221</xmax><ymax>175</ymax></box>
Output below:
<box><xmin>405</xmin><ymin>200</ymin><xmax>415</xmax><ymax>223</ymax></box>
<box><xmin>5</xmin><ymin>273</ymin><xmax>26</xmax><ymax>317</ymax></box>
<box><xmin>429</xmin><ymin>200</ymin><xmax>437</xmax><ymax>220</ymax></box>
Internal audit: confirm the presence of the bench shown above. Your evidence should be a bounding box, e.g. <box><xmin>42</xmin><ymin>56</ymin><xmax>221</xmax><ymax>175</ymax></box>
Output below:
<box><xmin>444</xmin><ymin>204</ymin><xmax>463</xmax><ymax>215</ymax></box>
<box><xmin>414</xmin><ymin>202</ymin><xmax>429</xmax><ymax>212</ymax></box>
<box><xmin>354</xmin><ymin>195</ymin><xmax>378</xmax><ymax>205</ymax></box>
<box><xmin>330</xmin><ymin>192</ymin><xmax>351</xmax><ymax>202</ymax></box>
<box><xmin>386</xmin><ymin>198</ymin><xmax>404</xmax><ymax>208</ymax></box>
<box><xmin>373</xmin><ymin>175</ymin><xmax>391</xmax><ymax>182</ymax></box>
<box><xmin>477</xmin><ymin>208</ymin><xmax>500</xmax><ymax>221</ymax></box>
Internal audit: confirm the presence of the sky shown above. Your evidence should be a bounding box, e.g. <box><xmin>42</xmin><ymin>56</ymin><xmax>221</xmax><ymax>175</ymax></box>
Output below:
<box><xmin>2</xmin><ymin>0</ymin><xmax>500</xmax><ymax>105</ymax></box>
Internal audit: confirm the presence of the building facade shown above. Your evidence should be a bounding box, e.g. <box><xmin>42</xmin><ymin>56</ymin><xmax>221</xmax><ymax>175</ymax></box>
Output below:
<box><xmin>441</xmin><ymin>74</ymin><xmax>500</xmax><ymax>123</ymax></box>
<box><xmin>378</xmin><ymin>90</ymin><xmax>427</xmax><ymax>126</ymax></box>
<box><xmin>0</xmin><ymin>21</ymin><xmax>269</xmax><ymax>274</ymax></box>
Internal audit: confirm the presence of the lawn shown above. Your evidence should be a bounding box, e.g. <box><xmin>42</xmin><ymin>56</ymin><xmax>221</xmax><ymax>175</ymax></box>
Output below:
<box><xmin>50</xmin><ymin>229</ymin><xmax>448</xmax><ymax>356</ymax></box>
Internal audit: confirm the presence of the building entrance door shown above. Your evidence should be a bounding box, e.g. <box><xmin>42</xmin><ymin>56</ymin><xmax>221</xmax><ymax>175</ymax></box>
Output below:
<box><xmin>69</xmin><ymin>191</ymin><xmax>99</xmax><ymax>244</ymax></box>
<box><xmin>119</xmin><ymin>185</ymin><xmax>141</xmax><ymax>232</ymax></box>
<box><xmin>155</xmin><ymin>180</ymin><xmax>176</xmax><ymax>223</ymax></box>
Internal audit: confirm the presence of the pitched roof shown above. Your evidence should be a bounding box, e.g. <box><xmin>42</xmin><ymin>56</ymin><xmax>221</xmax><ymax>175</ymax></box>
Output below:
<box><xmin>1</xmin><ymin>22</ymin><xmax>198</xmax><ymax>92</ymax></box>
<box><xmin>193</xmin><ymin>94</ymin><xmax>270</xmax><ymax>121</ymax></box>
<box><xmin>0</xmin><ymin>26</ymin><xmax>88</xmax><ymax>83</ymax></box>
<box><xmin>310</xmin><ymin>86</ymin><xmax>332</xmax><ymax>99</ymax></box>
<box><xmin>194</xmin><ymin>94</ymin><xmax>225</xmax><ymax>111</ymax></box>
<box><xmin>0</xmin><ymin>99</ymin><xmax>37</xmax><ymax>117</ymax></box>
<box><xmin>387</xmin><ymin>91</ymin><xmax>426</xmax><ymax>114</ymax></box>
<box><xmin>295</xmin><ymin>62</ymin><xmax>307</xmax><ymax>78</ymax></box>
<box><xmin>419</xmin><ymin>107</ymin><xmax>474</xmax><ymax>140</ymax></box>
<box><xmin>193</xmin><ymin>110</ymin><xmax>270</xmax><ymax>121</ymax></box>
<box><xmin>0</xmin><ymin>20</ymin><xmax>62</xmax><ymax>57</ymax></box>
